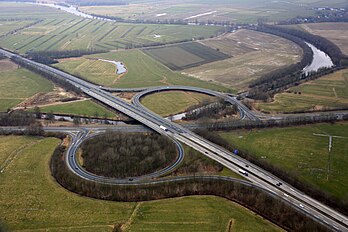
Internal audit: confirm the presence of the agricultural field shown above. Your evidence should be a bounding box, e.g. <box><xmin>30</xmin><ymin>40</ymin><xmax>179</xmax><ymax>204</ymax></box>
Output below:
<box><xmin>80</xmin><ymin>0</ymin><xmax>336</xmax><ymax>24</ymax></box>
<box><xmin>0</xmin><ymin>59</ymin><xmax>54</xmax><ymax>112</ymax></box>
<box><xmin>141</xmin><ymin>91</ymin><xmax>214</xmax><ymax>117</ymax></box>
<box><xmin>0</xmin><ymin>20</ymin><xmax>36</xmax><ymax>37</ymax></box>
<box><xmin>257</xmin><ymin>69</ymin><xmax>348</xmax><ymax>113</ymax></box>
<box><xmin>54</xmin><ymin>50</ymin><xmax>232</xmax><ymax>91</ymax></box>
<box><xmin>37</xmin><ymin>99</ymin><xmax>118</xmax><ymax>118</ymax></box>
<box><xmin>143</xmin><ymin>42</ymin><xmax>230</xmax><ymax>70</ymax></box>
<box><xmin>219</xmin><ymin>122</ymin><xmax>348</xmax><ymax>201</ymax></box>
<box><xmin>0</xmin><ymin>3</ymin><xmax>224</xmax><ymax>54</ymax></box>
<box><xmin>183</xmin><ymin>30</ymin><xmax>302</xmax><ymax>91</ymax></box>
<box><xmin>299</xmin><ymin>22</ymin><xmax>348</xmax><ymax>56</ymax></box>
<box><xmin>0</xmin><ymin>135</ymin><xmax>280</xmax><ymax>231</ymax></box>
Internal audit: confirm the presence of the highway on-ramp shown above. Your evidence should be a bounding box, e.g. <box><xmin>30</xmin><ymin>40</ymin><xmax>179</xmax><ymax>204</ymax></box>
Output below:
<box><xmin>1</xmin><ymin>48</ymin><xmax>347</xmax><ymax>231</ymax></box>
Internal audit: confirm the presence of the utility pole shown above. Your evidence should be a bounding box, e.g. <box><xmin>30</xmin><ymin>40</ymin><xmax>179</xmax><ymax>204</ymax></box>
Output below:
<box><xmin>313</xmin><ymin>133</ymin><xmax>346</xmax><ymax>181</ymax></box>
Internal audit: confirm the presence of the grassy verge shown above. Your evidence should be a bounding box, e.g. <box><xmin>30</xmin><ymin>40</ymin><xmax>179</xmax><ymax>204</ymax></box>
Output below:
<box><xmin>219</xmin><ymin>122</ymin><xmax>348</xmax><ymax>201</ymax></box>
<box><xmin>0</xmin><ymin>135</ymin><xmax>280</xmax><ymax>231</ymax></box>
<box><xmin>257</xmin><ymin>69</ymin><xmax>348</xmax><ymax>113</ymax></box>
<box><xmin>37</xmin><ymin>100</ymin><xmax>118</xmax><ymax>118</ymax></box>
<box><xmin>141</xmin><ymin>91</ymin><xmax>214</xmax><ymax>117</ymax></box>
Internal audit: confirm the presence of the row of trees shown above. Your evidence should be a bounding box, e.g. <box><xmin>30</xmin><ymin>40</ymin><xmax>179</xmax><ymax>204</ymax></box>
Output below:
<box><xmin>0</xmin><ymin>19</ymin><xmax>43</xmax><ymax>39</ymax></box>
<box><xmin>195</xmin><ymin>112</ymin><xmax>348</xmax><ymax>131</ymax></box>
<box><xmin>184</xmin><ymin>99</ymin><xmax>238</xmax><ymax>121</ymax></box>
<box><xmin>51</xmin><ymin>145</ymin><xmax>330</xmax><ymax>231</ymax></box>
<box><xmin>26</xmin><ymin>49</ymin><xmax>106</xmax><ymax>65</ymax></box>
<box><xmin>194</xmin><ymin>126</ymin><xmax>348</xmax><ymax>216</ymax></box>
<box><xmin>261</xmin><ymin>25</ymin><xmax>347</xmax><ymax>66</ymax></box>
<box><xmin>10</xmin><ymin>56</ymin><xmax>81</xmax><ymax>94</ymax></box>
<box><xmin>248</xmin><ymin>24</ymin><xmax>348</xmax><ymax>99</ymax></box>
<box><xmin>249</xmin><ymin>26</ymin><xmax>314</xmax><ymax>87</ymax></box>
<box><xmin>81</xmin><ymin>132</ymin><xmax>177</xmax><ymax>178</ymax></box>
<box><xmin>0</xmin><ymin>111</ymin><xmax>35</xmax><ymax>126</ymax></box>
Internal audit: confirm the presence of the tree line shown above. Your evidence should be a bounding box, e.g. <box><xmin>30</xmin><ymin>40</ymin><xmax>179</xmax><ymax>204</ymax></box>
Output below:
<box><xmin>196</xmin><ymin>112</ymin><xmax>348</xmax><ymax>131</ymax></box>
<box><xmin>10</xmin><ymin>56</ymin><xmax>82</xmax><ymax>94</ymax></box>
<box><xmin>184</xmin><ymin>99</ymin><xmax>238</xmax><ymax>121</ymax></box>
<box><xmin>81</xmin><ymin>132</ymin><xmax>177</xmax><ymax>178</ymax></box>
<box><xmin>26</xmin><ymin>49</ymin><xmax>106</xmax><ymax>65</ymax></box>
<box><xmin>51</xmin><ymin>144</ymin><xmax>330</xmax><ymax>232</ymax></box>
<box><xmin>261</xmin><ymin>25</ymin><xmax>347</xmax><ymax>66</ymax></box>
<box><xmin>194</xmin><ymin>127</ymin><xmax>348</xmax><ymax>216</ymax></box>
<box><xmin>248</xmin><ymin>24</ymin><xmax>348</xmax><ymax>99</ymax></box>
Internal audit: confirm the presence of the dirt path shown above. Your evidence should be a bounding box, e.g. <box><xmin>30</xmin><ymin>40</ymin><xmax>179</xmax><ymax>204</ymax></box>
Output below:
<box><xmin>226</xmin><ymin>219</ymin><xmax>235</xmax><ymax>232</ymax></box>
<box><xmin>0</xmin><ymin>140</ymin><xmax>43</xmax><ymax>173</ymax></box>
<box><xmin>333</xmin><ymin>87</ymin><xmax>338</xmax><ymax>98</ymax></box>
<box><xmin>122</xmin><ymin>202</ymin><xmax>143</xmax><ymax>231</ymax></box>
<box><xmin>18</xmin><ymin>98</ymin><xmax>90</xmax><ymax>110</ymax></box>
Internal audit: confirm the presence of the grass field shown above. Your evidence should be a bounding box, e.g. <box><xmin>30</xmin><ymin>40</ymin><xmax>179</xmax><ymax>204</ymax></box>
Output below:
<box><xmin>54</xmin><ymin>58</ymin><xmax>118</xmax><ymax>87</ymax></box>
<box><xmin>0</xmin><ymin>20</ymin><xmax>36</xmax><ymax>36</ymax></box>
<box><xmin>143</xmin><ymin>42</ymin><xmax>230</xmax><ymax>70</ymax></box>
<box><xmin>141</xmin><ymin>91</ymin><xmax>214</xmax><ymax>116</ymax></box>
<box><xmin>54</xmin><ymin>50</ymin><xmax>233</xmax><ymax>92</ymax></box>
<box><xmin>219</xmin><ymin>122</ymin><xmax>348</xmax><ymax>200</ymax></box>
<box><xmin>0</xmin><ymin>135</ymin><xmax>280</xmax><ymax>231</ymax></box>
<box><xmin>80</xmin><ymin>0</ymin><xmax>335</xmax><ymax>24</ymax></box>
<box><xmin>184</xmin><ymin>30</ymin><xmax>302</xmax><ymax>91</ymax></box>
<box><xmin>0</xmin><ymin>59</ymin><xmax>54</xmax><ymax>112</ymax></box>
<box><xmin>37</xmin><ymin>100</ymin><xmax>118</xmax><ymax>118</ymax></box>
<box><xmin>257</xmin><ymin>69</ymin><xmax>348</xmax><ymax>113</ymax></box>
<box><xmin>0</xmin><ymin>3</ymin><xmax>224</xmax><ymax>54</ymax></box>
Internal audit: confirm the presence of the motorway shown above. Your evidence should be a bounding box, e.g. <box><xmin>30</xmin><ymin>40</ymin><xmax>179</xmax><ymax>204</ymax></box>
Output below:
<box><xmin>1</xmin><ymin>48</ymin><xmax>348</xmax><ymax>231</ymax></box>
<box><xmin>132</xmin><ymin>85</ymin><xmax>260</xmax><ymax>121</ymax></box>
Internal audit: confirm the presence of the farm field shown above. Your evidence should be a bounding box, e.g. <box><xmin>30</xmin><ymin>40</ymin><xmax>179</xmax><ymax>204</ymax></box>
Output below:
<box><xmin>143</xmin><ymin>42</ymin><xmax>230</xmax><ymax>70</ymax></box>
<box><xmin>184</xmin><ymin>30</ymin><xmax>302</xmax><ymax>91</ymax></box>
<box><xmin>0</xmin><ymin>59</ymin><xmax>54</xmax><ymax>112</ymax></box>
<box><xmin>299</xmin><ymin>22</ymin><xmax>348</xmax><ymax>56</ymax></box>
<box><xmin>37</xmin><ymin>99</ymin><xmax>118</xmax><ymax>118</ymax></box>
<box><xmin>0</xmin><ymin>3</ymin><xmax>224</xmax><ymax>54</ymax></box>
<box><xmin>0</xmin><ymin>135</ymin><xmax>280</xmax><ymax>231</ymax></box>
<box><xmin>55</xmin><ymin>50</ymin><xmax>232</xmax><ymax>92</ymax></box>
<box><xmin>257</xmin><ymin>69</ymin><xmax>348</xmax><ymax>113</ymax></box>
<box><xmin>141</xmin><ymin>91</ymin><xmax>214</xmax><ymax>117</ymax></box>
<box><xmin>219</xmin><ymin>122</ymin><xmax>348</xmax><ymax>201</ymax></box>
<box><xmin>0</xmin><ymin>20</ymin><xmax>36</xmax><ymax>36</ymax></box>
<box><xmin>80</xmin><ymin>0</ymin><xmax>327</xmax><ymax>24</ymax></box>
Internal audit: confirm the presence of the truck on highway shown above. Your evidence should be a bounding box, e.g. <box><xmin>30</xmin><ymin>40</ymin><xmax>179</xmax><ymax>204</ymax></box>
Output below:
<box><xmin>159</xmin><ymin>125</ymin><xmax>168</xmax><ymax>131</ymax></box>
<box><xmin>238</xmin><ymin>168</ymin><xmax>248</xmax><ymax>176</ymax></box>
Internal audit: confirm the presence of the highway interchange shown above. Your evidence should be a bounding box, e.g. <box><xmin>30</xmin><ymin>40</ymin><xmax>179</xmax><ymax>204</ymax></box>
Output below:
<box><xmin>1</xmin><ymin>48</ymin><xmax>348</xmax><ymax>231</ymax></box>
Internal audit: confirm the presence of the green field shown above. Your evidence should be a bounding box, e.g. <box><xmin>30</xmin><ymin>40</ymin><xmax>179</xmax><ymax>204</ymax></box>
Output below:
<box><xmin>0</xmin><ymin>3</ymin><xmax>224</xmax><ymax>54</ymax></box>
<box><xmin>54</xmin><ymin>58</ymin><xmax>118</xmax><ymax>87</ymax></box>
<box><xmin>81</xmin><ymin>0</ymin><xmax>341</xmax><ymax>24</ymax></box>
<box><xmin>141</xmin><ymin>91</ymin><xmax>214</xmax><ymax>117</ymax></box>
<box><xmin>257</xmin><ymin>69</ymin><xmax>348</xmax><ymax>113</ymax></box>
<box><xmin>143</xmin><ymin>42</ymin><xmax>230</xmax><ymax>70</ymax></box>
<box><xmin>0</xmin><ymin>135</ymin><xmax>280</xmax><ymax>231</ymax></box>
<box><xmin>0</xmin><ymin>59</ymin><xmax>54</xmax><ymax>112</ymax></box>
<box><xmin>55</xmin><ymin>50</ymin><xmax>232</xmax><ymax>91</ymax></box>
<box><xmin>37</xmin><ymin>100</ymin><xmax>118</xmax><ymax>118</ymax></box>
<box><xmin>219</xmin><ymin>122</ymin><xmax>348</xmax><ymax>201</ymax></box>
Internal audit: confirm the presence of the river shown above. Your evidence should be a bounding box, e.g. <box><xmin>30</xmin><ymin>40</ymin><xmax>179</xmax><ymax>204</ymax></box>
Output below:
<box><xmin>35</xmin><ymin>3</ymin><xmax>114</xmax><ymax>21</ymax></box>
<box><xmin>303</xmin><ymin>42</ymin><xmax>334</xmax><ymax>75</ymax></box>
<box><xmin>98</xmin><ymin>59</ymin><xmax>127</xmax><ymax>75</ymax></box>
